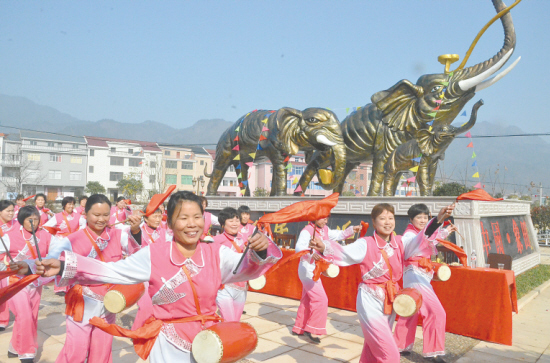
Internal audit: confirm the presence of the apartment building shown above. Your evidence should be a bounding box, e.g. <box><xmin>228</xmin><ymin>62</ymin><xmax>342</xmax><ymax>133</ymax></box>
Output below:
<box><xmin>86</xmin><ymin>136</ymin><xmax>162</xmax><ymax>201</ymax></box>
<box><xmin>158</xmin><ymin>144</ymin><xmax>212</xmax><ymax>195</ymax></box>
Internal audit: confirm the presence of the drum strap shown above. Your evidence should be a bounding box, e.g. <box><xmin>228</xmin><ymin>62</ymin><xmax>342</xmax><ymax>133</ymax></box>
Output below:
<box><xmin>21</xmin><ymin>232</ymin><xmax>38</xmax><ymax>260</ymax></box>
<box><xmin>379</xmin><ymin>249</ymin><xmax>398</xmax><ymax>315</ymax></box>
<box><xmin>84</xmin><ymin>228</ymin><xmax>106</xmax><ymax>262</ymax></box>
<box><xmin>182</xmin><ymin>265</ymin><xmax>216</xmax><ymax>327</ymax></box>
<box><xmin>62</xmin><ymin>213</ymin><xmax>73</xmax><ymax>234</ymax></box>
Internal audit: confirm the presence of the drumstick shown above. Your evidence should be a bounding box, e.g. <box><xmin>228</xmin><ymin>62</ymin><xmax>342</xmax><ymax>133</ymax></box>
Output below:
<box><xmin>232</xmin><ymin>227</ymin><xmax>259</xmax><ymax>274</ymax></box>
<box><xmin>109</xmin><ymin>211</ymin><xmax>144</xmax><ymax>227</ymax></box>
<box><xmin>29</xmin><ymin>220</ymin><xmax>43</xmax><ymax>262</ymax></box>
<box><xmin>448</xmin><ymin>220</ymin><xmax>466</xmax><ymax>241</ymax></box>
<box><xmin>0</xmin><ymin>235</ymin><xmax>15</xmax><ymax>264</ymax></box>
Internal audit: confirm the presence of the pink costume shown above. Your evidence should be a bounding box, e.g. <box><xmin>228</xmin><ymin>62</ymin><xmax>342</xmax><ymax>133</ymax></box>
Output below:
<box><xmin>109</xmin><ymin>206</ymin><xmax>132</xmax><ymax>230</ymax></box>
<box><xmin>75</xmin><ymin>205</ymin><xmax>85</xmax><ymax>216</ymax></box>
<box><xmin>0</xmin><ymin>220</ymin><xmax>19</xmax><ymax>329</ymax></box>
<box><xmin>36</xmin><ymin>206</ymin><xmax>52</xmax><ymax>226</ymax></box>
<box><xmin>292</xmin><ymin>223</ymin><xmax>354</xmax><ymax>336</ymax></box>
<box><xmin>214</xmin><ymin>232</ymin><xmax>248</xmax><ymax>321</ymax></box>
<box><xmin>44</xmin><ymin>211</ymin><xmax>85</xmax><ymax>237</ymax></box>
<box><xmin>202</xmin><ymin>211</ymin><xmax>219</xmax><ymax>237</ymax></box>
<box><xmin>56</xmin><ymin>235</ymin><xmax>282</xmax><ymax>362</ymax></box>
<box><xmin>239</xmin><ymin>223</ymin><xmax>255</xmax><ymax>242</ymax></box>
<box><xmin>0</xmin><ymin>226</ymin><xmax>55</xmax><ymax>360</ymax></box>
<box><xmin>29</xmin><ymin>227</ymin><xmax>140</xmax><ymax>363</ymax></box>
<box><xmin>393</xmin><ymin>222</ymin><xmax>449</xmax><ymax>358</ymax></box>
<box><xmin>132</xmin><ymin>222</ymin><xmax>173</xmax><ymax>331</ymax></box>
<box><xmin>13</xmin><ymin>205</ymin><xmax>21</xmax><ymax>221</ymax></box>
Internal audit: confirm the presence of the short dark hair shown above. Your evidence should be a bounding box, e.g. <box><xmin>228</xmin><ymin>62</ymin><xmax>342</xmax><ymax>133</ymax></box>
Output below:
<box><xmin>62</xmin><ymin>197</ymin><xmax>76</xmax><ymax>209</ymax></box>
<box><xmin>18</xmin><ymin>205</ymin><xmax>40</xmax><ymax>226</ymax></box>
<box><xmin>0</xmin><ymin>200</ymin><xmax>15</xmax><ymax>212</ymax></box>
<box><xmin>79</xmin><ymin>195</ymin><xmax>88</xmax><ymax>202</ymax></box>
<box><xmin>371</xmin><ymin>203</ymin><xmax>395</xmax><ymax>221</ymax></box>
<box><xmin>237</xmin><ymin>205</ymin><xmax>251</xmax><ymax>216</ymax></box>
<box><xmin>15</xmin><ymin>194</ymin><xmax>24</xmax><ymax>201</ymax></box>
<box><xmin>85</xmin><ymin>194</ymin><xmax>112</xmax><ymax>213</ymax></box>
<box><xmin>199</xmin><ymin>196</ymin><xmax>208</xmax><ymax>207</ymax></box>
<box><xmin>116</xmin><ymin>196</ymin><xmax>126</xmax><ymax>203</ymax></box>
<box><xmin>218</xmin><ymin>207</ymin><xmax>239</xmax><ymax>227</ymax></box>
<box><xmin>167</xmin><ymin>191</ymin><xmax>203</xmax><ymax>229</ymax></box>
<box><xmin>35</xmin><ymin>193</ymin><xmax>46</xmax><ymax>202</ymax></box>
<box><xmin>407</xmin><ymin>204</ymin><xmax>431</xmax><ymax>220</ymax></box>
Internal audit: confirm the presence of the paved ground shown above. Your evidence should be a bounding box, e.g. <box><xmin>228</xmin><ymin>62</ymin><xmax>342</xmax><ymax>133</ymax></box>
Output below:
<box><xmin>0</xmin><ymin>245</ymin><xmax>548</xmax><ymax>362</ymax></box>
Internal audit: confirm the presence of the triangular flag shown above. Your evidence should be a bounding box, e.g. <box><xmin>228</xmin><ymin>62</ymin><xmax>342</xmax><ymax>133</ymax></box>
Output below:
<box><xmin>427</xmin><ymin>120</ymin><xmax>434</xmax><ymax>126</ymax></box>
<box><xmin>257</xmin><ymin>144</ymin><xmax>263</xmax><ymax>150</ymax></box>
<box><xmin>294</xmin><ymin>185</ymin><xmax>302</xmax><ymax>193</ymax></box>
<box><xmin>292</xmin><ymin>177</ymin><xmax>299</xmax><ymax>185</ymax></box>
<box><xmin>461</xmin><ymin>111</ymin><xmax>467</xmax><ymax>117</ymax></box>
<box><xmin>474</xmin><ymin>182</ymin><xmax>482</xmax><ymax>189</ymax></box>
<box><xmin>472</xmin><ymin>151</ymin><xmax>477</xmax><ymax>158</ymax></box>
<box><xmin>262</xmin><ymin>118</ymin><xmax>268</xmax><ymax>124</ymax></box>
<box><xmin>270</xmin><ymin>110</ymin><xmax>275</xmax><ymax>113</ymax></box>
<box><xmin>472</xmin><ymin>172</ymin><xmax>480</xmax><ymax>178</ymax></box>
<box><xmin>429</xmin><ymin>126</ymin><xmax>433</xmax><ymax>132</ymax></box>
<box><xmin>448</xmin><ymin>71</ymin><xmax>454</xmax><ymax>78</ymax></box>
<box><xmin>412</xmin><ymin>157</ymin><xmax>421</xmax><ymax>162</ymax></box>
<box><xmin>355</xmin><ymin>190</ymin><xmax>360</xmax><ymax>194</ymax></box>
<box><xmin>349</xmin><ymin>185</ymin><xmax>354</xmax><ymax>189</ymax></box>
<box><xmin>241</xmin><ymin>189</ymin><xmax>246</xmax><ymax>195</ymax></box>
<box><xmin>466</xmin><ymin>142</ymin><xmax>473</xmax><ymax>148</ymax></box>
<box><xmin>249</xmin><ymin>153</ymin><xmax>256</xmax><ymax>159</ymax></box>
<box><xmin>259</xmin><ymin>135</ymin><xmax>268</xmax><ymax>141</ymax></box>
<box><xmin>283</xmin><ymin>156</ymin><xmax>290</xmax><ymax>163</ymax></box>
<box><xmin>233</xmin><ymin>136</ymin><xmax>239</xmax><ymax>141</ymax></box>
<box><xmin>235</xmin><ymin>126</ymin><xmax>240</xmax><ymax>131</ymax></box>
<box><xmin>406</xmin><ymin>191</ymin><xmax>413</xmax><ymax>197</ymax></box>
<box><xmin>252</xmin><ymin>109</ymin><xmax>257</xmax><ymax>113</ymax></box>
<box><xmin>435</xmin><ymin>99</ymin><xmax>442</xmax><ymax>104</ymax></box>
<box><xmin>428</xmin><ymin>112</ymin><xmax>437</xmax><ymax>117</ymax></box>
<box><xmin>242</xmin><ymin>180</ymin><xmax>248</xmax><ymax>186</ymax></box>
<box><xmin>433</xmin><ymin>106</ymin><xmax>440</xmax><ymax>111</ymax></box>
<box><xmin>239</xmin><ymin>182</ymin><xmax>244</xmax><ymax>188</ymax></box>
<box><xmin>285</xmin><ymin>163</ymin><xmax>292</xmax><ymax>170</ymax></box>
<box><xmin>465</xmin><ymin>132</ymin><xmax>472</xmax><ymax>138</ymax></box>
<box><xmin>406</xmin><ymin>176</ymin><xmax>416</xmax><ymax>183</ymax></box>
<box><xmin>236</xmin><ymin>164</ymin><xmax>241</xmax><ymax>169</ymax></box>
<box><xmin>440</xmin><ymin>81</ymin><xmax>449</xmax><ymax>86</ymax></box>
<box><xmin>346</xmin><ymin>107</ymin><xmax>350</xmax><ymax>114</ymax></box>
<box><xmin>232</xmin><ymin>145</ymin><xmax>240</xmax><ymax>151</ymax></box>
<box><xmin>245</xmin><ymin>162</ymin><xmax>253</xmax><ymax>167</ymax></box>
<box><xmin>238</xmin><ymin>172</ymin><xmax>242</xmax><ymax>178</ymax></box>
<box><xmin>261</xmin><ymin>126</ymin><xmax>269</xmax><ymax>132</ymax></box>
<box><xmin>472</xmin><ymin>160</ymin><xmax>477</xmax><ymax>167</ymax></box>
<box><xmin>401</xmin><ymin>182</ymin><xmax>408</xmax><ymax>188</ymax></box>
<box><xmin>439</xmin><ymin>93</ymin><xmax>445</xmax><ymax>99</ymax></box>
<box><xmin>233</xmin><ymin>154</ymin><xmax>240</xmax><ymax>161</ymax></box>
<box><xmin>356</xmin><ymin>107</ymin><xmax>361</xmax><ymax>111</ymax></box>
<box><xmin>409</xmin><ymin>166</ymin><xmax>419</xmax><ymax>172</ymax></box>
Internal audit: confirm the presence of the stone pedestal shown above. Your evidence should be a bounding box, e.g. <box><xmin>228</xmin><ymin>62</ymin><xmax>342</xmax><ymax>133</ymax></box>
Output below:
<box><xmin>206</xmin><ymin>196</ymin><xmax>540</xmax><ymax>274</ymax></box>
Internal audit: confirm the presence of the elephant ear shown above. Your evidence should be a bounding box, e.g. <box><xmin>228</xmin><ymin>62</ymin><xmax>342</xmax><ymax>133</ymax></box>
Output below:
<box><xmin>276</xmin><ymin>107</ymin><xmax>303</xmax><ymax>156</ymax></box>
<box><xmin>415</xmin><ymin>128</ymin><xmax>436</xmax><ymax>156</ymax></box>
<box><xmin>371</xmin><ymin>80</ymin><xmax>424</xmax><ymax>132</ymax></box>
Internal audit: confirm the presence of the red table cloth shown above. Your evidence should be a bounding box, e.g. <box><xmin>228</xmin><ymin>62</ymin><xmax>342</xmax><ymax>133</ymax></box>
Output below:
<box><xmin>253</xmin><ymin>249</ymin><xmax>517</xmax><ymax>345</ymax></box>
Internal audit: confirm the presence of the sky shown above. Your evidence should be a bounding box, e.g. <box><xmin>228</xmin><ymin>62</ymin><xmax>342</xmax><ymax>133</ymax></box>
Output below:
<box><xmin>0</xmin><ymin>0</ymin><xmax>548</xmax><ymax>133</ymax></box>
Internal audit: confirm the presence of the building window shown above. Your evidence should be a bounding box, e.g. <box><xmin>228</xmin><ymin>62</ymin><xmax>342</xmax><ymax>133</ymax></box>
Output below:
<box><xmin>27</xmin><ymin>153</ymin><xmax>40</xmax><ymax>161</ymax></box>
<box><xmin>270</xmin><ymin>166</ymin><xmax>273</xmax><ymax>174</ymax></box>
<box><xmin>176</xmin><ymin>152</ymin><xmax>180</xmax><ymax>158</ymax></box>
<box><xmin>73</xmin><ymin>144</ymin><xmax>79</xmax><ymax>149</ymax></box>
<box><xmin>128</xmin><ymin>149</ymin><xmax>134</xmax><ymax>155</ymax></box>
<box><xmin>110</xmin><ymin>147</ymin><xmax>116</xmax><ymax>153</ymax></box>
<box><xmin>360</xmin><ymin>186</ymin><xmax>364</xmax><ymax>192</ymax></box>
<box><xmin>110</xmin><ymin>172</ymin><xmax>123</xmax><ymax>181</ymax></box>
<box><xmin>181</xmin><ymin>175</ymin><xmax>193</xmax><ymax>185</ymax></box>
<box><xmin>150</xmin><ymin>161</ymin><xmax>157</xmax><ymax>168</ymax></box>
<box><xmin>110</xmin><ymin>157</ymin><xmax>124</xmax><ymax>166</ymax></box>
<box><xmin>166</xmin><ymin>160</ymin><xmax>177</xmax><ymax>169</ymax></box>
<box><xmin>164</xmin><ymin>150</ymin><xmax>170</xmax><ymax>156</ymax></box>
<box><xmin>89</xmin><ymin>166</ymin><xmax>94</xmax><ymax>173</ymax></box>
<box><xmin>49</xmin><ymin>170</ymin><xmax>61</xmax><ymax>180</ymax></box>
<box><xmin>70</xmin><ymin>171</ymin><xmax>82</xmax><ymax>181</ymax></box>
<box><xmin>129</xmin><ymin>158</ymin><xmax>141</xmax><ymax>167</ymax></box>
<box><xmin>165</xmin><ymin>174</ymin><xmax>177</xmax><ymax>184</ymax></box>
<box><xmin>181</xmin><ymin>161</ymin><xmax>193</xmax><ymax>170</ymax></box>
<box><xmin>292</xmin><ymin>166</ymin><xmax>304</xmax><ymax>175</ymax></box>
<box><xmin>360</xmin><ymin>174</ymin><xmax>364</xmax><ymax>180</ymax></box>
<box><xmin>229</xmin><ymin>165</ymin><xmax>235</xmax><ymax>173</ymax></box>
<box><xmin>48</xmin><ymin>142</ymin><xmax>55</xmax><ymax>147</ymax></box>
<box><xmin>200</xmin><ymin>160</ymin><xmax>204</xmax><ymax>165</ymax></box>
<box><xmin>295</xmin><ymin>157</ymin><xmax>299</xmax><ymax>162</ymax></box>
<box><xmin>50</xmin><ymin>154</ymin><xmax>62</xmax><ymax>162</ymax></box>
<box><xmin>149</xmin><ymin>175</ymin><xmax>156</xmax><ymax>183</ymax></box>
<box><xmin>90</xmin><ymin>149</ymin><xmax>95</xmax><ymax>156</ymax></box>
<box><xmin>71</xmin><ymin>157</ymin><xmax>83</xmax><ymax>164</ymax></box>
<box><xmin>30</xmin><ymin>141</ymin><xmax>37</xmax><ymax>146</ymax></box>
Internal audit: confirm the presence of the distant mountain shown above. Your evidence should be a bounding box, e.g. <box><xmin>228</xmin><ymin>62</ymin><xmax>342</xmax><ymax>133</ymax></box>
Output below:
<box><xmin>0</xmin><ymin>93</ymin><xmax>547</xmax><ymax>193</ymax></box>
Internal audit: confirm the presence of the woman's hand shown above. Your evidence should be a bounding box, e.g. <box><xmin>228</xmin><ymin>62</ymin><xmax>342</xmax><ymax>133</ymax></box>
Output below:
<box><xmin>9</xmin><ymin>261</ymin><xmax>30</xmax><ymax>275</ymax></box>
<box><xmin>446</xmin><ymin>223</ymin><xmax>459</xmax><ymax>234</ymax></box>
<box><xmin>248</xmin><ymin>233</ymin><xmax>269</xmax><ymax>252</ymax></box>
<box><xmin>128</xmin><ymin>214</ymin><xmax>142</xmax><ymax>235</ymax></box>
<box><xmin>36</xmin><ymin>259</ymin><xmax>62</xmax><ymax>277</ymax></box>
<box><xmin>437</xmin><ymin>204</ymin><xmax>455</xmax><ymax>222</ymax></box>
<box><xmin>311</xmin><ymin>253</ymin><xmax>322</xmax><ymax>261</ymax></box>
<box><xmin>308</xmin><ymin>236</ymin><xmax>326</xmax><ymax>254</ymax></box>
<box><xmin>352</xmin><ymin>225</ymin><xmax>361</xmax><ymax>233</ymax></box>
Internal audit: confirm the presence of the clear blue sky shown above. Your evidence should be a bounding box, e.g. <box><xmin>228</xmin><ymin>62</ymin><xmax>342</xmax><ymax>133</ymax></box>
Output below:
<box><xmin>0</xmin><ymin>0</ymin><xmax>547</xmax><ymax>132</ymax></box>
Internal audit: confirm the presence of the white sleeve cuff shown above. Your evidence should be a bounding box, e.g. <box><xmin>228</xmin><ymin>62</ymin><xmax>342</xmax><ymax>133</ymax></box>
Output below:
<box><xmin>58</xmin><ymin>251</ymin><xmax>78</xmax><ymax>286</ymax></box>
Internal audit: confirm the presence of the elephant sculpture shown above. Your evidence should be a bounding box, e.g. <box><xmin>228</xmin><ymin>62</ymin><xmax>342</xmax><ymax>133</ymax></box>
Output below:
<box><xmin>384</xmin><ymin>99</ymin><xmax>484</xmax><ymax>196</ymax></box>
<box><xmin>296</xmin><ymin>0</ymin><xmax>520</xmax><ymax>196</ymax></box>
<box><xmin>205</xmin><ymin>107</ymin><xmax>345</xmax><ymax>196</ymax></box>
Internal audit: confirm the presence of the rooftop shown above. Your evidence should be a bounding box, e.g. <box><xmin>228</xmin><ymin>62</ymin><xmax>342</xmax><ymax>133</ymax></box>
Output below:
<box><xmin>85</xmin><ymin>136</ymin><xmax>161</xmax><ymax>152</ymax></box>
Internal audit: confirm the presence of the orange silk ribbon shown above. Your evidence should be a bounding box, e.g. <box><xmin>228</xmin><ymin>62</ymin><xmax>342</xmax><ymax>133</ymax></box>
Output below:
<box><xmin>417</xmin><ymin>257</ymin><xmax>434</xmax><ymax>272</ymax></box>
<box><xmin>312</xmin><ymin>258</ymin><xmax>331</xmax><ymax>281</ymax></box>
<box><xmin>379</xmin><ymin>249</ymin><xmax>398</xmax><ymax>315</ymax></box>
<box><xmin>65</xmin><ymin>284</ymin><xmax>85</xmax><ymax>322</ymax></box>
<box><xmin>436</xmin><ymin>239</ymin><xmax>468</xmax><ymax>267</ymax></box>
<box><xmin>264</xmin><ymin>250</ymin><xmax>309</xmax><ymax>277</ymax></box>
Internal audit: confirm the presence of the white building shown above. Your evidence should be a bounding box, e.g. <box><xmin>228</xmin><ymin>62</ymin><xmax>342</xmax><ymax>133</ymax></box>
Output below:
<box><xmin>85</xmin><ymin>136</ymin><xmax>162</xmax><ymax>201</ymax></box>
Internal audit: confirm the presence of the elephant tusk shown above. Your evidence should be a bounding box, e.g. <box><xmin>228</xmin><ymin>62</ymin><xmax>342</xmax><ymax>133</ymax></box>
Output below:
<box><xmin>475</xmin><ymin>56</ymin><xmax>521</xmax><ymax>92</ymax></box>
<box><xmin>316</xmin><ymin>135</ymin><xmax>337</xmax><ymax>147</ymax></box>
<box><xmin>458</xmin><ymin>49</ymin><xmax>514</xmax><ymax>92</ymax></box>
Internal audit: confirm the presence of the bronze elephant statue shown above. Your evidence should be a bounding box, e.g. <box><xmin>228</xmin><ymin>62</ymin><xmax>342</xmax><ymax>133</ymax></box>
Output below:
<box><xmin>384</xmin><ymin>99</ymin><xmax>484</xmax><ymax>196</ymax></box>
<box><xmin>205</xmin><ymin>107</ymin><xmax>345</xmax><ymax>196</ymax></box>
<box><xmin>296</xmin><ymin>0</ymin><xmax>519</xmax><ymax>196</ymax></box>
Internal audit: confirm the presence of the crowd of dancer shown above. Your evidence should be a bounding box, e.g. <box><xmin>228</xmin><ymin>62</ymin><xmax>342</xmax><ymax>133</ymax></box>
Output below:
<box><xmin>0</xmin><ymin>191</ymin><xmax>456</xmax><ymax>363</ymax></box>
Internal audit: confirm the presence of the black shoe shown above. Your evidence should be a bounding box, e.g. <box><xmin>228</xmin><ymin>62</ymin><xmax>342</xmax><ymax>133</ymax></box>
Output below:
<box><xmin>20</xmin><ymin>359</ymin><xmax>34</xmax><ymax>363</ymax></box>
<box><xmin>242</xmin><ymin>311</ymin><xmax>247</xmax><ymax>315</ymax></box>
<box><xmin>0</xmin><ymin>327</ymin><xmax>5</xmax><ymax>331</ymax></box>
<box><xmin>8</xmin><ymin>351</ymin><xmax>18</xmax><ymax>358</ymax></box>
<box><xmin>400</xmin><ymin>351</ymin><xmax>411</xmax><ymax>356</ymax></box>
<box><xmin>427</xmin><ymin>356</ymin><xmax>447</xmax><ymax>363</ymax></box>
<box><xmin>55</xmin><ymin>292</ymin><xmax>66</xmax><ymax>297</ymax></box>
<box><xmin>291</xmin><ymin>331</ymin><xmax>303</xmax><ymax>336</ymax></box>
<box><xmin>304</xmin><ymin>331</ymin><xmax>321</xmax><ymax>344</ymax></box>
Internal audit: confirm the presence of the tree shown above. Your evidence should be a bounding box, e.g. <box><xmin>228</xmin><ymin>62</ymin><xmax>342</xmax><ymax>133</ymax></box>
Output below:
<box><xmin>253</xmin><ymin>187</ymin><xmax>269</xmax><ymax>197</ymax></box>
<box><xmin>342</xmin><ymin>191</ymin><xmax>356</xmax><ymax>197</ymax></box>
<box><xmin>519</xmin><ymin>195</ymin><xmax>532</xmax><ymax>201</ymax></box>
<box><xmin>433</xmin><ymin>182</ymin><xmax>471</xmax><ymax>197</ymax></box>
<box><xmin>0</xmin><ymin>146</ymin><xmax>46</xmax><ymax>195</ymax></box>
<box><xmin>142</xmin><ymin>158</ymin><xmax>165</xmax><ymax>195</ymax></box>
<box><xmin>85</xmin><ymin>181</ymin><xmax>106</xmax><ymax>195</ymax></box>
<box><xmin>117</xmin><ymin>172</ymin><xmax>144</xmax><ymax>201</ymax></box>
<box><xmin>531</xmin><ymin>205</ymin><xmax>550</xmax><ymax>233</ymax></box>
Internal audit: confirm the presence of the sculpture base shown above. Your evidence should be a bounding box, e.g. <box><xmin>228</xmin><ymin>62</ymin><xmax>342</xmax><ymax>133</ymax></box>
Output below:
<box><xmin>206</xmin><ymin>196</ymin><xmax>540</xmax><ymax>274</ymax></box>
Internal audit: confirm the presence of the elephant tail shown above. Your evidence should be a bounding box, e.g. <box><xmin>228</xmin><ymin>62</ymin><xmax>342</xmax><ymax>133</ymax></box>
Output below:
<box><xmin>204</xmin><ymin>164</ymin><xmax>213</xmax><ymax>178</ymax></box>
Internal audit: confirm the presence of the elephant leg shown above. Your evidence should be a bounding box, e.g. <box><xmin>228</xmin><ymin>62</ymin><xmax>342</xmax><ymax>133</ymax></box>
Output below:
<box><xmin>296</xmin><ymin>154</ymin><xmax>331</xmax><ymax>195</ymax></box>
<box><xmin>270</xmin><ymin>161</ymin><xmax>287</xmax><ymax>196</ymax></box>
<box><xmin>385</xmin><ymin>171</ymin><xmax>402</xmax><ymax>197</ymax></box>
<box><xmin>416</xmin><ymin>158</ymin><xmax>432</xmax><ymax>196</ymax></box>
<box><xmin>338</xmin><ymin>162</ymin><xmax>359</xmax><ymax>194</ymax></box>
<box><xmin>367</xmin><ymin>157</ymin><xmax>386</xmax><ymax>196</ymax></box>
<box><xmin>207</xmin><ymin>160</ymin><xmax>231</xmax><ymax>195</ymax></box>
<box><xmin>240</xmin><ymin>163</ymin><xmax>251</xmax><ymax>197</ymax></box>
<box><xmin>425</xmin><ymin>159</ymin><xmax>439</xmax><ymax>196</ymax></box>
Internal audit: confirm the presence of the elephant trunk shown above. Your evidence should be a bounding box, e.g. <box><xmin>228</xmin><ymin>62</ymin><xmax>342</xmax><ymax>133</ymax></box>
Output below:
<box><xmin>454</xmin><ymin>0</ymin><xmax>516</xmax><ymax>93</ymax></box>
<box><xmin>455</xmin><ymin>99</ymin><xmax>485</xmax><ymax>134</ymax></box>
<box><xmin>317</xmin><ymin>143</ymin><xmax>347</xmax><ymax>190</ymax></box>
<box><xmin>204</xmin><ymin>164</ymin><xmax>212</xmax><ymax>178</ymax></box>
